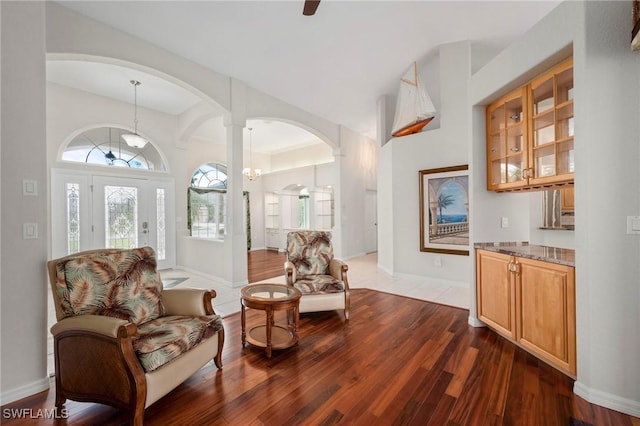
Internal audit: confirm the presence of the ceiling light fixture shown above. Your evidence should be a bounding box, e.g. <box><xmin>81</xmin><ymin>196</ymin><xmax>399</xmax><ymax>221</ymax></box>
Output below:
<box><xmin>105</xmin><ymin>127</ymin><xmax>116</xmax><ymax>166</ymax></box>
<box><xmin>121</xmin><ymin>80</ymin><xmax>148</xmax><ymax>148</ymax></box>
<box><xmin>243</xmin><ymin>127</ymin><xmax>262</xmax><ymax>181</ymax></box>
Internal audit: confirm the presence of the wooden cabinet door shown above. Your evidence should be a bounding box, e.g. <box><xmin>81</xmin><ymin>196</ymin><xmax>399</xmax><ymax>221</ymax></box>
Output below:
<box><xmin>516</xmin><ymin>257</ymin><xmax>576</xmax><ymax>375</ymax></box>
<box><xmin>561</xmin><ymin>187</ymin><xmax>574</xmax><ymax>211</ymax></box>
<box><xmin>476</xmin><ymin>250</ymin><xmax>516</xmax><ymax>340</ymax></box>
<box><xmin>485</xmin><ymin>57</ymin><xmax>574</xmax><ymax>192</ymax></box>
<box><xmin>527</xmin><ymin>57</ymin><xmax>574</xmax><ymax>187</ymax></box>
<box><xmin>486</xmin><ymin>88</ymin><xmax>529</xmax><ymax>191</ymax></box>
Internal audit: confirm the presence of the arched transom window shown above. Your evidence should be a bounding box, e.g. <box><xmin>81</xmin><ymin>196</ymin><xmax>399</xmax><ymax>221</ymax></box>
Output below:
<box><xmin>190</xmin><ymin>163</ymin><xmax>228</xmax><ymax>189</ymax></box>
<box><xmin>62</xmin><ymin>127</ymin><xmax>166</xmax><ymax>171</ymax></box>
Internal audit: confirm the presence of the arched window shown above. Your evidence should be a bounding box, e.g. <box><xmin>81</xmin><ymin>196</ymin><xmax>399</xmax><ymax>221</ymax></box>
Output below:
<box><xmin>187</xmin><ymin>163</ymin><xmax>251</xmax><ymax>247</ymax></box>
<box><xmin>190</xmin><ymin>163</ymin><xmax>227</xmax><ymax>189</ymax></box>
<box><xmin>188</xmin><ymin>163</ymin><xmax>228</xmax><ymax>239</ymax></box>
<box><xmin>61</xmin><ymin>127</ymin><xmax>166</xmax><ymax>171</ymax></box>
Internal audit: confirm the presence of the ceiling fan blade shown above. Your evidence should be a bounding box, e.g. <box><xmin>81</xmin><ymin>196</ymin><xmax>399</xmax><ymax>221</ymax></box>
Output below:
<box><xmin>303</xmin><ymin>0</ymin><xmax>320</xmax><ymax>16</ymax></box>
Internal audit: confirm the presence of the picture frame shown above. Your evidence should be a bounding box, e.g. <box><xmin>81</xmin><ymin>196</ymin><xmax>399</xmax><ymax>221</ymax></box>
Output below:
<box><xmin>419</xmin><ymin>165</ymin><xmax>469</xmax><ymax>255</ymax></box>
<box><xmin>632</xmin><ymin>0</ymin><xmax>640</xmax><ymax>50</ymax></box>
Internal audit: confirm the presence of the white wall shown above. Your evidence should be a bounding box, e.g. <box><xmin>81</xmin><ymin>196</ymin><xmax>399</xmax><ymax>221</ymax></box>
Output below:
<box><xmin>47</xmin><ymin>83</ymin><xmax>179</xmax><ymax>170</ymax></box>
<box><xmin>1</xmin><ymin>1</ymin><xmax>50</xmax><ymax>403</ymax></box>
<box><xmin>379</xmin><ymin>40</ymin><xmax>474</xmax><ymax>284</ymax></box>
<box><xmin>471</xmin><ymin>0</ymin><xmax>640</xmax><ymax>416</ymax></box>
<box><xmin>270</xmin><ymin>142</ymin><xmax>333</xmax><ymax>172</ymax></box>
<box><xmin>338</xmin><ymin>126</ymin><xmax>377</xmax><ymax>259</ymax></box>
<box><xmin>574</xmin><ymin>1</ymin><xmax>640</xmax><ymax>415</ymax></box>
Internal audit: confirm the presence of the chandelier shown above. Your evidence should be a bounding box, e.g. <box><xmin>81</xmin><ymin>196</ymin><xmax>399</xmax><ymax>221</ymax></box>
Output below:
<box><xmin>242</xmin><ymin>127</ymin><xmax>262</xmax><ymax>181</ymax></box>
<box><xmin>121</xmin><ymin>80</ymin><xmax>149</xmax><ymax>148</ymax></box>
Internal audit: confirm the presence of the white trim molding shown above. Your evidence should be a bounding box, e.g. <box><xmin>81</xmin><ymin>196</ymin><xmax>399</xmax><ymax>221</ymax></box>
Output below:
<box><xmin>1</xmin><ymin>378</ymin><xmax>50</xmax><ymax>406</ymax></box>
<box><xmin>468</xmin><ymin>316</ymin><xmax>485</xmax><ymax>328</ymax></box>
<box><xmin>574</xmin><ymin>381</ymin><xmax>640</xmax><ymax>418</ymax></box>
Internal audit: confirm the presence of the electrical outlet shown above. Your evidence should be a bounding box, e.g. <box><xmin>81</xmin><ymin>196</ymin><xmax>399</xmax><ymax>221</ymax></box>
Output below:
<box><xmin>501</xmin><ymin>217</ymin><xmax>509</xmax><ymax>228</ymax></box>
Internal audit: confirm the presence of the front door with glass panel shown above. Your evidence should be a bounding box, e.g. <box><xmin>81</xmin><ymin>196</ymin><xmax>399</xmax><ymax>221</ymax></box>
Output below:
<box><xmin>51</xmin><ymin>170</ymin><xmax>175</xmax><ymax>269</ymax></box>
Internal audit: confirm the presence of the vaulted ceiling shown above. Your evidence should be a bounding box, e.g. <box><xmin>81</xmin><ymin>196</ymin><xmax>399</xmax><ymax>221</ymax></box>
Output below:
<box><xmin>52</xmin><ymin>1</ymin><xmax>560</xmax><ymax>149</ymax></box>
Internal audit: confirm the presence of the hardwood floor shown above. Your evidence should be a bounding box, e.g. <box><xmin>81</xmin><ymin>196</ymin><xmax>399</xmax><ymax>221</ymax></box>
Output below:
<box><xmin>3</xmin><ymin>290</ymin><xmax>639</xmax><ymax>425</ymax></box>
<box><xmin>248</xmin><ymin>249</ymin><xmax>286</xmax><ymax>283</ymax></box>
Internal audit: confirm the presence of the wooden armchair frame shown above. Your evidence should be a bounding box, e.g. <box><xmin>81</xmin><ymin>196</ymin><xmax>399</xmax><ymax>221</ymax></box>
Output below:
<box><xmin>48</xmin><ymin>252</ymin><xmax>224</xmax><ymax>426</ymax></box>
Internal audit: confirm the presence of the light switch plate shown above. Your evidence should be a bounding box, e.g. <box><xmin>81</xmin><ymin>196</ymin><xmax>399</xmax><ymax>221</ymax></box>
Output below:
<box><xmin>627</xmin><ymin>216</ymin><xmax>640</xmax><ymax>234</ymax></box>
<box><xmin>23</xmin><ymin>223</ymin><xmax>38</xmax><ymax>239</ymax></box>
<box><xmin>22</xmin><ymin>179</ymin><xmax>38</xmax><ymax>196</ymax></box>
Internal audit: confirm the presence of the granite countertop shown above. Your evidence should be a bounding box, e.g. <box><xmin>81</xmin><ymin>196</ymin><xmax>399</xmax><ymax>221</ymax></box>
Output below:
<box><xmin>474</xmin><ymin>242</ymin><xmax>575</xmax><ymax>267</ymax></box>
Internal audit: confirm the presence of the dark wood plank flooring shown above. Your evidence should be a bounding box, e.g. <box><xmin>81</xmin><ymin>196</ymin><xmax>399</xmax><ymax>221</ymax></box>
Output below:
<box><xmin>3</xmin><ymin>290</ymin><xmax>638</xmax><ymax>425</ymax></box>
<box><xmin>248</xmin><ymin>249</ymin><xmax>286</xmax><ymax>283</ymax></box>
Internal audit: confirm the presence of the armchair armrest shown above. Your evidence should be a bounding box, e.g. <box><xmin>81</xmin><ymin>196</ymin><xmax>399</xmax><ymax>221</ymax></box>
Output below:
<box><xmin>162</xmin><ymin>288</ymin><xmax>217</xmax><ymax>316</ymax></box>
<box><xmin>50</xmin><ymin>314</ymin><xmax>146</xmax><ymax>412</ymax></box>
<box><xmin>329</xmin><ymin>259</ymin><xmax>349</xmax><ymax>289</ymax></box>
<box><xmin>284</xmin><ymin>261</ymin><xmax>296</xmax><ymax>285</ymax></box>
<box><xmin>51</xmin><ymin>315</ymin><xmax>136</xmax><ymax>339</ymax></box>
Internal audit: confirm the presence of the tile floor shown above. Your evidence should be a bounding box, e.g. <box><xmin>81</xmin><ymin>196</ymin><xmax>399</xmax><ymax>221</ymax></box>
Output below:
<box><xmin>160</xmin><ymin>252</ymin><xmax>470</xmax><ymax>318</ymax></box>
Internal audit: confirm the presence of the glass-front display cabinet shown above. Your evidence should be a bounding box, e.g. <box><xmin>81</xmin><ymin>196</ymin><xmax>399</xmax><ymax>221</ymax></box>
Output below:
<box><xmin>529</xmin><ymin>58</ymin><xmax>574</xmax><ymax>186</ymax></box>
<box><xmin>486</xmin><ymin>57</ymin><xmax>574</xmax><ymax>192</ymax></box>
<box><xmin>486</xmin><ymin>88</ymin><xmax>528</xmax><ymax>190</ymax></box>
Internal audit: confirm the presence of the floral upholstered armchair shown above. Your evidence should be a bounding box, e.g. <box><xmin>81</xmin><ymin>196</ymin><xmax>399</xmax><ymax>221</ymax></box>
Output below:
<box><xmin>47</xmin><ymin>247</ymin><xmax>224</xmax><ymax>426</ymax></box>
<box><xmin>284</xmin><ymin>231</ymin><xmax>350</xmax><ymax>320</ymax></box>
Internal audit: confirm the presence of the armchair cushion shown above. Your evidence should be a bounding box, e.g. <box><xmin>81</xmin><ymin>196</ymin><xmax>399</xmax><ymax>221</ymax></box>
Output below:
<box><xmin>54</xmin><ymin>247</ymin><xmax>164</xmax><ymax>325</ymax></box>
<box><xmin>286</xmin><ymin>231</ymin><xmax>333</xmax><ymax>275</ymax></box>
<box><xmin>134</xmin><ymin>314</ymin><xmax>222</xmax><ymax>372</ymax></box>
<box><xmin>294</xmin><ymin>275</ymin><xmax>344</xmax><ymax>295</ymax></box>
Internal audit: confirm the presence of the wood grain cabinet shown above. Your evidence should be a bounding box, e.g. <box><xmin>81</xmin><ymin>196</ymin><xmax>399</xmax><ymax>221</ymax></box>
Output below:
<box><xmin>486</xmin><ymin>88</ymin><xmax>528</xmax><ymax>190</ymax></box>
<box><xmin>476</xmin><ymin>250</ymin><xmax>516</xmax><ymax>339</ymax></box>
<box><xmin>476</xmin><ymin>249</ymin><xmax>576</xmax><ymax>376</ymax></box>
<box><xmin>486</xmin><ymin>57</ymin><xmax>574</xmax><ymax>192</ymax></box>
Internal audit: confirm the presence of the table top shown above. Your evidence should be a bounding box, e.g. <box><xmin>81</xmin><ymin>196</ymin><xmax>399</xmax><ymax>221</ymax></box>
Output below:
<box><xmin>241</xmin><ymin>283</ymin><xmax>301</xmax><ymax>304</ymax></box>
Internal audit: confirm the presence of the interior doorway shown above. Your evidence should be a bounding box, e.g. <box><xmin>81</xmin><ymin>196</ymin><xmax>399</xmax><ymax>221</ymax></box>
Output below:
<box><xmin>364</xmin><ymin>189</ymin><xmax>378</xmax><ymax>253</ymax></box>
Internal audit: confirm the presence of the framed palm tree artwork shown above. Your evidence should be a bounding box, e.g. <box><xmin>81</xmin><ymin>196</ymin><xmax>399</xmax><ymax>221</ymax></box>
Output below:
<box><xmin>419</xmin><ymin>165</ymin><xmax>469</xmax><ymax>255</ymax></box>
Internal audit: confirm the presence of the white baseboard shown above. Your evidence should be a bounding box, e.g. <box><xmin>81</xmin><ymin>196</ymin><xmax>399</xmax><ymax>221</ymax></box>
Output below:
<box><xmin>1</xmin><ymin>377</ymin><xmax>49</xmax><ymax>406</ymax></box>
<box><xmin>342</xmin><ymin>252</ymin><xmax>367</xmax><ymax>261</ymax></box>
<box><xmin>377</xmin><ymin>263</ymin><xmax>394</xmax><ymax>275</ymax></box>
<box><xmin>468</xmin><ymin>316</ymin><xmax>485</xmax><ymax>328</ymax></box>
<box><xmin>574</xmin><ymin>381</ymin><xmax>640</xmax><ymax>417</ymax></box>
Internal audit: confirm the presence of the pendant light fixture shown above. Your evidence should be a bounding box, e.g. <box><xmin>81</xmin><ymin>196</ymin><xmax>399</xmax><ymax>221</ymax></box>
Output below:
<box><xmin>121</xmin><ymin>80</ymin><xmax>148</xmax><ymax>148</ymax></box>
<box><xmin>242</xmin><ymin>127</ymin><xmax>262</xmax><ymax>181</ymax></box>
<box><xmin>105</xmin><ymin>127</ymin><xmax>116</xmax><ymax>165</ymax></box>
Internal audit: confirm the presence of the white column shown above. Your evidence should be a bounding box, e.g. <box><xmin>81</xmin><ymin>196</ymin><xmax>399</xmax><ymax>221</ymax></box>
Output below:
<box><xmin>222</xmin><ymin>79</ymin><xmax>248</xmax><ymax>287</ymax></box>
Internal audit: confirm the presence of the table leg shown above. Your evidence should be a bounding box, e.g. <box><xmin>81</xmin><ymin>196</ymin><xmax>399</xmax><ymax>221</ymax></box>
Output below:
<box><xmin>241</xmin><ymin>303</ymin><xmax>246</xmax><ymax>347</ymax></box>
<box><xmin>266</xmin><ymin>307</ymin><xmax>273</xmax><ymax>358</ymax></box>
<box><xmin>294</xmin><ymin>305</ymin><xmax>299</xmax><ymax>343</ymax></box>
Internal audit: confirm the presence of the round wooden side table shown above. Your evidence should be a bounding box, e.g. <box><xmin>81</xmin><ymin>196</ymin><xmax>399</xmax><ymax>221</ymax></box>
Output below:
<box><xmin>241</xmin><ymin>283</ymin><xmax>302</xmax><ymax>358</ymax></box>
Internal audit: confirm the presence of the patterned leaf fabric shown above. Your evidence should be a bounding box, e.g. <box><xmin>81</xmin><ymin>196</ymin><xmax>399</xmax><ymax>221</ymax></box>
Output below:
<box><xmin>294</xmin><ymin>275</ymin><xmax>344</xmax><ymax>294</ymax></box>
<box><xmin>54</xmin><ymin>247</ymin><xmax>164</xmax><ymax>325</ymax></box>
<box><xmin>286</xmin><ymin>231</ymin><xmax>334</xmax><ymax>276</ymax></box>
<box><xmin>134</xmin><ymin>315</ymin><xmax>223</xmax><ymax>372</ymax></box>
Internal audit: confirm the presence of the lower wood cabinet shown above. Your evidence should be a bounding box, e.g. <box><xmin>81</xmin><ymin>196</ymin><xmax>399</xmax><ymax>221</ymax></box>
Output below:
<box><xmin>476</xmin><ymin>249</ymin><xmax>576</xmax><ymax>377</ymax></box>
